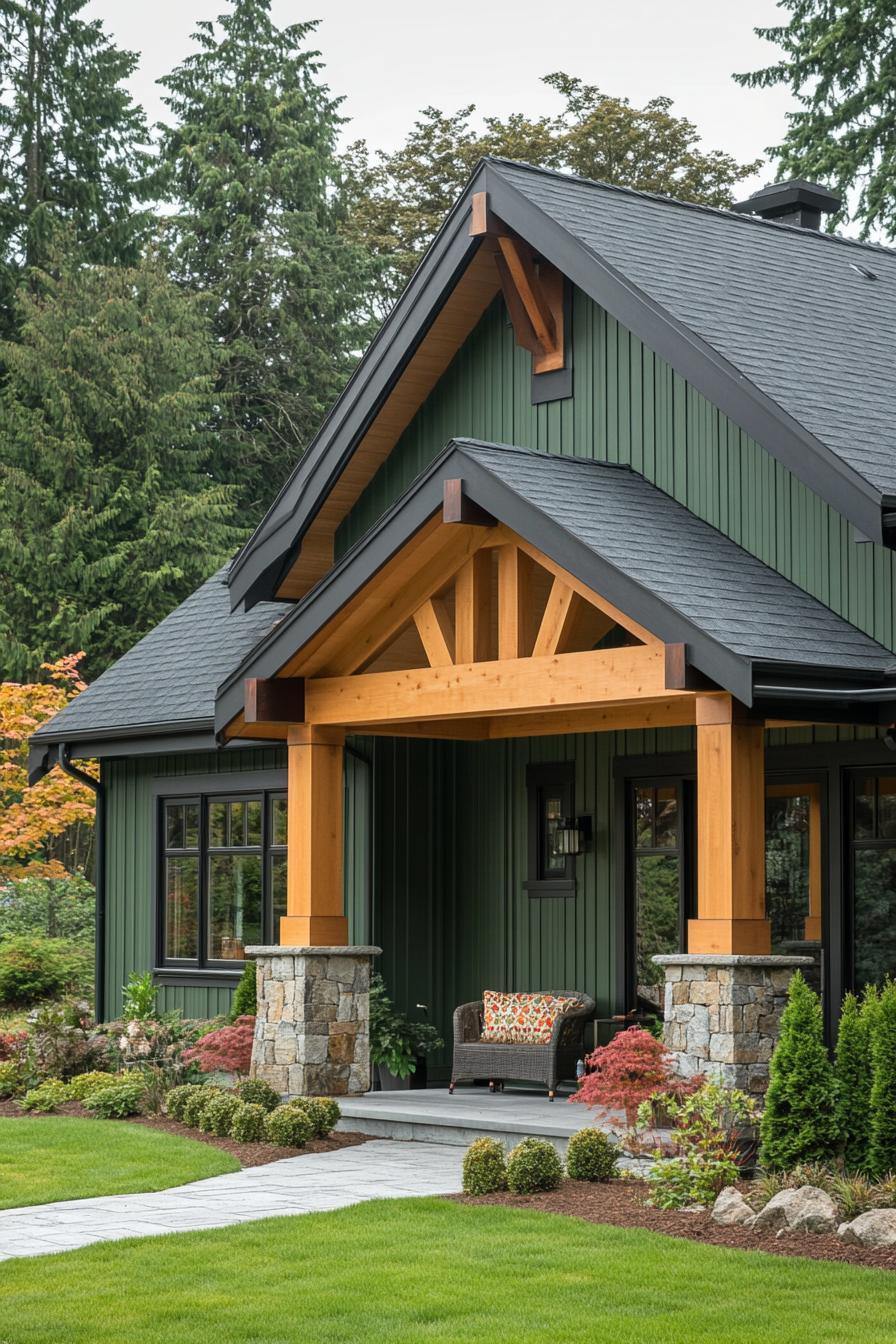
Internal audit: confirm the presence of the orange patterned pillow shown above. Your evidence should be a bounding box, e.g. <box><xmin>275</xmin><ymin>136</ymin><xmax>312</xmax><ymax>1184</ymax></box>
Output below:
<box><xmin>481</xmin><ymin>991</ymin><xmax>575</xmax><ymax>1044</ymax></box>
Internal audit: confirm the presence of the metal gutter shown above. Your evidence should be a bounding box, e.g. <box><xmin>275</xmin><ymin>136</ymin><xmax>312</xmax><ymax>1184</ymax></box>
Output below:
<box><xmin>58</xmin><ymin>746</ymin><xmax>106</xmax><ymax>1024</ymax></box>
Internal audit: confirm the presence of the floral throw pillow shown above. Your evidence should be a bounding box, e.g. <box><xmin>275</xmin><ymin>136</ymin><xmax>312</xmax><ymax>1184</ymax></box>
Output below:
<box><xmin>480</xmin><ymin>991</ymin><xmax>575</xmax><ymax>1044</ymax></box>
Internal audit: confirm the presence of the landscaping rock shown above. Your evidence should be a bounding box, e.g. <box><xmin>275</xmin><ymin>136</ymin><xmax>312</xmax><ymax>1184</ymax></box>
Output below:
<box><xmin>750</xmin><ymin>1186</ymin><xmax>837</xmax><ymax>1234</ymax></box>
<box><xmin>839</xmin><ymin>1209</ymin><xmax>896</xmax><ymax>1249</ymax></box>
<box><xmin>711</xmin><ymin>1188</ymin><xmax>755</xmax><ymax>1227</ymax></box>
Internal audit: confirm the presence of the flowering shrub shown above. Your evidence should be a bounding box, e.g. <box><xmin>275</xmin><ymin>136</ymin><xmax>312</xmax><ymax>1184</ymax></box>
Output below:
<box><xmin>182</xmin><ymin>1016</ymin><xmax>255</xmax><ymax>1076</ymax></box>
<box><xmin>570</xmin><ymin>1027</ymin><xmax>680</xmax><ymax>1121</ymax></box>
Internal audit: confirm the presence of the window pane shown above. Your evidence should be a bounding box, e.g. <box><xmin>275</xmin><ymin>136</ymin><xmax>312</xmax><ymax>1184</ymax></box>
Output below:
<box><xmin>854</xmin><ymin>778</ymin><xmax>875</xmax><ymax>840</ymax></box>
<box><xmin>271</xmin><ymin>853</ymin><xmax>287</xmax><ymax>930</ymax></box>
<box><xmin>654</xmin><ymin>787</ymin><xmax>678</xmax><ymax>849</ymax></box>
<box><xmin>543</xmin><ymin>793</ymin><xmax>566</xmax><ymax>875</ymax></box>
<box><xmin>230</xmin><ymin>801</ymin><xmax>246</xmax><ymax>847</ymax></box>
<box><xmin>634</xmin><ymin>786</ymin><xmax>654</xmax><ymax>848</ymax></box>
<box><xmin>247</xmin><ymin>800</ymin><xmax>262</xmax><ymax>846</ymax></box>
<box><xmin>878</xmin><ymin>778</ymin><xmax>896</xmax><ymax>840</ymax></box>
<box><xmin>165</xmin><ymin>803</ymin><xmax>183</xmax><ymax>851</ymax></box>
<box><xmin>165</xmin><ymin>857</ymin><xmax>198</xmax><ymax>960</ymax></box>
<box><xmin>271</xmin><ymin>796</ymin><xmax>288</xmax><ymax>848</ymax></box>
<box><xmin>208</xmin><ymin>854</ymin><xmax>262</xmax><ymax>960</ymax></box>
<box><xmin>635</xmin><ymin>854</ymin><xmax>680</xmax><ymax>1009</ymax></box>
<box><xmin>854</xmin><ymin>848</ymin><xmax>896</xmax><ymax>987</ymax></box>
<box><xmin>209</xmin><ymin>801</ymin><xmax>227</xmax><ymax>848</ymax></box>
<box><xmin>184</xmin><ymin>803</ymin><xmax>199</xmax><ymax>850</ymax></box>
<box><xmin>765</xmin><ymin>794</ymin><xmax>810</xmax><ymax>949</ymax></box>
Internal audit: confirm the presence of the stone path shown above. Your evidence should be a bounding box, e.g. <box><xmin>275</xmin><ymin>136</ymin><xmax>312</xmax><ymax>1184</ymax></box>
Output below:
<box><xmin>0</xmin><ymin>1139</ymin><xmax>464</xmax><ymax>1261</ymax></box>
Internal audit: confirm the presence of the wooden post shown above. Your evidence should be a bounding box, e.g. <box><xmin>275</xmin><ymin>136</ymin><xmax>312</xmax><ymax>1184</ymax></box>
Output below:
<box><xmin>689</xmin><ymin>695</ymin><xmax>771</xmax><ymax>955</ymax></box>
<box><xmin>281</xmin><ymin>724</ymin><xmax>347</xmax><ymax>946</ymax></box>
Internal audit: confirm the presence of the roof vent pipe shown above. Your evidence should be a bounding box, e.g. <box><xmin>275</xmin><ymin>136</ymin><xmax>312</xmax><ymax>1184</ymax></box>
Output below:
<box><xmin>731</xmin><ymin>179</ymin><xmax>842</xmax><ymax>230</ymax></box>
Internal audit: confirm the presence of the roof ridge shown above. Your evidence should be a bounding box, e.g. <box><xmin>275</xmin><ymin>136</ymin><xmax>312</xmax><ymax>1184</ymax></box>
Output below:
<box><xmin>455</xmin><ymin>438</ymin><xmax>635</xmax><ymax>472</ymax></box>
<box><xmin>485</xmin><ymin>156</ymin><xmax>896</xmax><ymax>260</ymax></box>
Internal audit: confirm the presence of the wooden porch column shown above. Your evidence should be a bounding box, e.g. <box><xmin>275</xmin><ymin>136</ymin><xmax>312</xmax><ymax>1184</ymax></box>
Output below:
<box><xmin>688</xmin><ymin>695</ymin><xmax>771</xmax><ymax>955</ymax></box>
<box><xmin>281</xmin><ymin>724</ymin><xmax>347</xmax><ymax>946</ymax></box>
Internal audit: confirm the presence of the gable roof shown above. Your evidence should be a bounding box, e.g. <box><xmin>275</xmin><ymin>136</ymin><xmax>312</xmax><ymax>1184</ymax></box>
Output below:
<box><xmin>214</xmin><ymin>439</ymin><xmax>894</xmax><ymax>733</ymax></box>
<box><xmin>228</xmin><ymin>158</ymin><xmax>896</xmax><ymax>610</ymax></box>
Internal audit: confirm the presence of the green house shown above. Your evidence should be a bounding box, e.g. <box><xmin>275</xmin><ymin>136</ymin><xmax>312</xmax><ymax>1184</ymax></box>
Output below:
<box><xmin>30</xmin><ymin>161</ymin><xmax>896</xmax><ymax>1092</ymax></box>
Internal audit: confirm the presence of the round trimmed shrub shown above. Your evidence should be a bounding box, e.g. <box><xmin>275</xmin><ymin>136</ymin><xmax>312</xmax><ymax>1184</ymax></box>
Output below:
<box><xmin>506</xmin><ymin>1138</ymin><xmax>564</xmax><ymax>1194</ymax></box>
<box><xmin>287</xmin><ymin>1096</ymin><xmax>341</xmax><ymax>1138</ymax></box>
<box><xmin>84</xmin><ymin>1080</ymin><xmax>145</xmax><ymax>1118</ymax></box>
<box><xmin>182</xmin><ymin>1085</ymin><xmax>223</xmax><ymax>1129</ymax></box>
<box><xmin>566</xmin><ymin>1128</ymin><xmax>618</xmax><ymax>1182</ymax></box>
<box><xmin>20</xmin><ymin>1079</ymin><xmax>70</xmax><ymax>1112</ymax></box>
<box><xmin>228</xmin><ymin>1101</ymin><xmax>267</xmax><ymax>1142</ymax></box>
<box><xmin>462</xmin><ymin>1138</ymin><xmax>508</xmax><ymax>1195</ymax></box>
<box><xmin>200</xmin><ymin>1091</ymin><xmax>242</xmax><ymax>1137</ymax></box>
<box><xmin>264</xmin><ymin>1104</ymin><xmax>313</xmax><ymax>1147</ymax></box>
<box><xmin>67</xmin><ymin>1071</ymin><xmax>119</xmax><ymax>1102</ymax></box>
<box><xmin>235</xmin><ymin>1078</ymin><xmax>280</xmax><ymax>1112</ymax></box>
<box><xmin>165</xmin><ymin>1084</ymin><xmax>199</xmax><ymax>1121</ymax></box>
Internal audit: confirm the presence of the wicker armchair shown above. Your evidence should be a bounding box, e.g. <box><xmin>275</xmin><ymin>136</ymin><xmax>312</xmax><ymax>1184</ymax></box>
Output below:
<box><xmin>449</xmin><ymin>990</ymin><xmax>596</xmax><ymax>1100</ymax></box>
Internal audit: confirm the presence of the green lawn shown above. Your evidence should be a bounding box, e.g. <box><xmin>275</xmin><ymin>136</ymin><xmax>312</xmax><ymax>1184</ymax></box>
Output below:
<box><xmin>0</xmin><ymin>1117</ymin><xmax>238</xmax><ymax>1208</ymax></box>
<box><xmin>0</xmin><ymin>1198</ymin><xmax>894</xmax><ymax>1343</ymax></box>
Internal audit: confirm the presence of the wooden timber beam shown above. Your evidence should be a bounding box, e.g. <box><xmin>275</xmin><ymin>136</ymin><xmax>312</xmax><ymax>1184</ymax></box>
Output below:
<box><xmin>412</xmin><ymin>596</ymin><xmax>454</xmax><ymax>667</ymax></box>
<box><xmin>442</xmin><ymin>477</ymin><xmax>497</xmax><ymax>527</ymax></box>
<box><xmin>244</xmin><ymin>677</ymin><xmax>305</xmax><ymax>726</ymax></box>
<box><xmin>282</xmin><ymin>724</ymin><xmax>347</xmax><ymax>946</ymax></box>
<box><xmin>454</xmin><ymin>550</ymin><xmax>491</xmax><ymax>664</ymax></box>
<box><xmin>497</xmin><ymin>544</ymin><xmax>536</xmax><ymax>660</ymax></box>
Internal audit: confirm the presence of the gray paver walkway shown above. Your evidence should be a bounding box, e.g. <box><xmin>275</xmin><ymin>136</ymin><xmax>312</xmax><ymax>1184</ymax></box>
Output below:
<box><xmin>0</xmin><ymin>1139</ymin><xmax>464</xmax><ymax>1261</ymax></box>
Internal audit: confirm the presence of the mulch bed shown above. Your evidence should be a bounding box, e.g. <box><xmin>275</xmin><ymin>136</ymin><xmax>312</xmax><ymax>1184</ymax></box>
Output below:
<box><xmin>453</xmin><ymin>1179</ymin><xmax>896</xmax><ymax>1272</ymax></box>
<box><xmin>0</xmin><ymin>1098</ymin><xmax>370</xmax><ymax>1169</ymax></box>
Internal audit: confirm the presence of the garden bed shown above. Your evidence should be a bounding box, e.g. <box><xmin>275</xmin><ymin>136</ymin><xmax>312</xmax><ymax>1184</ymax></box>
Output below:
<box><xmin>455</xmin><ymin>1179</ymin><xmax>896</xmax><ymax>1272</ymax></box>
<box><xmin>0</xmin><ymin>1097</ymin><xmax>370</xmax><ymax>1168</ymax></box>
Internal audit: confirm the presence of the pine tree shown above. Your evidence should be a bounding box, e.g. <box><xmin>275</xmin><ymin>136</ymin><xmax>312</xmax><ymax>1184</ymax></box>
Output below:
<box><xmin>760</xmin><ymin>971</ymin><xmax>839</xmax><ymax>1171</ymax></box>
<box><xmin>868</xmin><ymin>980</ymin><xmax>896</xmax><ymax>1178</ymax></box>
<box><xmin>835</xmin><ymin>991</ymin><xmax>873</xmax><ymax>1172</ymax></box>
<box><xmin>0</xmin><ymin>0</ymin><xmax>156</xmax><ymax>329</ymax></box>
<box><xmin>158</xmin><ymin>2</ymin><xmax>373</xmax><ymax>520</ymax></box>
<box><xmin>0</xmin><ymin>241</ymin><xmax>242</xmax><ymax>679</ymax></box>
<box><xmin>735</xmin><ymin>0</ymin><xmax>896</xmax><ymax>239</ymax></box>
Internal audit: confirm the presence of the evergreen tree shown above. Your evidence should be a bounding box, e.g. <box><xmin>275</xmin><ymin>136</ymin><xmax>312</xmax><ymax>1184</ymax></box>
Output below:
<box><xmin>342</xmin><ymin>73</ymin><xmax>762</xmax><ymax>319</ymax></box>
<box><xmin>868</xmin><ymin>980</ymin><xmax>896</xmax><ymax>1178</ymax></box>
<box><xmin>760</xmin><ymin>971</ymin><xmax>839</xmax><ymax>1170</ymax></box>
<box><xmin>835</xmin><ymin>991</ymin><xmax>873</xmax><ymax>1172</ymax></box>
<box><xmin>0</xmin><ymin>0</ymin><xmax>156</xmax><ymax>328</ymax></box>
<box><xmin>158</xmin><ymin>2</ymin><xmax>373</xmax><ymax>519</ymax></box>
<box><xmin>735</xmin><ymin>1</ymin><xmax>896</xmax><ymax>239</ymax></box>
<box><xmin>0</xmin><ymin>241</ymin><xmax>242</xmax><ymax>679</ymax></box>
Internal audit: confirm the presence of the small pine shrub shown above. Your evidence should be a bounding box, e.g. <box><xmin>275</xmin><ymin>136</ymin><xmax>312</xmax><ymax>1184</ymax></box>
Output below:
<box><xmin>165</xmin><ymin>1084</ymin><xmax>200</xmax><ymax>1121</ymax></box>
<box><xmin>462</xmin><ymin>1138</ymin><xmax>508</xmax><ymax>1195</ymax></box>
<box><xmin>67</xmin><ymin>1071</ymin><xmax>120</xmax><ymax>1101</ymax></box>
<box><xmin>760</xmin><ymin>972</ymin><xmax>839</xmax><ymax>1170</ymax></box>
<box><xmin>287</xmin><ymin>1096</ymin><xmax>341</xmax><ymax>1138</ymax></box>
<box><xmin>85</xmin><ymin>1080</ymin><xmax>145</xmax><ymax>1118</ymax></box>
<box><xmin>869</xmin><ymin>981</ymin><xmax>896</xmax><ymax>1179</ymax></box>
<box><xmin>566</xmin><ymin>1128</ymin><xmax>618</xmax><ymax>1182</ymax></box>
<box><xmin>835</xmin><ymin>992</ymin><xmax>873</xmax><ymax>1172</ymax></box>
<box><xmin>228</xmin><ymin>1101</ymin><xmax>267</xmax><ymax>1142</ymax></box>
<box><xmin>506</xmin><ymin>1138</ymin><xmax>564</xmax><ymax>1194</ymax></box>
<box><xmin>236</xmin><ymin>1078</ymin><xmax>280</xmax><ymax>1112</ymax></box>
<box><xmin>20</xmin><ymin>1079</ymin><xmax>70</xmax><ymax>1112</ymax></box>
<box><xmin>264</xmin><ymin>1104</ymin><xmax>313</xmax><ymax>1147</ymax></box>
<box><xmin>200</xmin><ymin>1091</ymin><xmax>242</xmax><ymax>1137</ymax></box>
<box><xmin>182</xmin><ymin>1085</ymin><xmax>223</xmax><ymax>1129</ymax></box>
<box><xmin>230</xmin><ymin>962</ymin><xmax>257</xmax><ymax>1022</ymax></box>
<box><xmin>0</xmin><ymin>1060</ymin><xmax>26</xmax><ymax>1098</ymax></box>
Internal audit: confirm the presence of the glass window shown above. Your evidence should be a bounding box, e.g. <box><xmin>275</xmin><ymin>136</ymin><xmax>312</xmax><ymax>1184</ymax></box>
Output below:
<box><xmin>632</xmin><ymin>783</ymin><xmax>682</xmax><ymax>1009</ymax></box>
<box><xmin>159</xmin><ymin>789</ymin><xmax>287</xmax><ymax>968</ymax></box>
<box><xmin>851</xmin><ymin>774</ymin><xmax>896</xmax><ymax>989</ymax></box>
<box><xmin>526</xmin><ymin>764</ymin><xmax>575</xmax><ymax>891</ymax></box>
<box><xmin>765</xmin><ymin>789</ymin><xmax>812</xmax><ymax>951</ymax></box>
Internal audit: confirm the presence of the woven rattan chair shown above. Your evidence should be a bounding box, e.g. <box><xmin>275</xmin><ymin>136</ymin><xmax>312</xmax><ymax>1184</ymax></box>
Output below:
<box><xmin>448</xmin><ymin>990</ymin><xmax>596</xmax><ymax>1100</ymax></box>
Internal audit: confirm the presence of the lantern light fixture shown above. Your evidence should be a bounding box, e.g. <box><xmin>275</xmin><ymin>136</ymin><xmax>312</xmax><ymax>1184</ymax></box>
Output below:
<box><xmin>551</xmin><ymin>815</ymin><xmax>592</xmax><ymax>857</ymax></box>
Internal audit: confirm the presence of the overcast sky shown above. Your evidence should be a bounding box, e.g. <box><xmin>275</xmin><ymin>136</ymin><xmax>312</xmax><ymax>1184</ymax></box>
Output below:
<box><xmin>85</xmin><ymin>1</ymin><xmax>792</xmax><ymax>198</ymax></box>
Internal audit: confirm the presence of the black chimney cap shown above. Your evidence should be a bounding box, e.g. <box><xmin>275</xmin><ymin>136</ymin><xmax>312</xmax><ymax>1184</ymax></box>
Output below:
<box><xmin>731</xmin><ymin>178</ymin><xmax>842</xmax><ymax>230</ymax></box>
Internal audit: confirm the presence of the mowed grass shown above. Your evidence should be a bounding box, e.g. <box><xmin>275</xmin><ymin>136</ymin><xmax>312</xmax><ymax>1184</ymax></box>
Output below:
<box><xmin>1</xmin><ymin>1198</ymin><xmax>895</xmax><ymax>1344</ymax></box>
<box><xmin>0</xmin><ymin>1117</ymin><xmax>238</xmax><ymax>1209</ymax></box>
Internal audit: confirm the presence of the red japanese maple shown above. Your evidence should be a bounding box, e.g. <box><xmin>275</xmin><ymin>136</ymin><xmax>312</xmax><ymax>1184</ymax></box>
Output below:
<box><xmin>570</xmin><ymin>1026</ymin><xmax>677</xmax><ymax>1118</ymax></box>
<box><xmin>183</xmin><ymin>1016</ymin><xmax>255</xmax><ymax>1076</ymax></box>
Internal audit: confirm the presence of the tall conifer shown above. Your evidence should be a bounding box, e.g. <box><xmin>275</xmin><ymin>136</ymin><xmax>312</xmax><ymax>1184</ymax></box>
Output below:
<box><xmin>760</xmin><ymin>971</ymin><xmax>839</xmax><ymax>1171</ymax></box>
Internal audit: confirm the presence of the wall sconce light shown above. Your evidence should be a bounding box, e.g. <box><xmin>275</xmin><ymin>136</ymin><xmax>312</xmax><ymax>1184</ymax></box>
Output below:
<box><xmin>551</xmin><ymin>816</ymin><xmax>592</xmax><ymax>857</ymax></box>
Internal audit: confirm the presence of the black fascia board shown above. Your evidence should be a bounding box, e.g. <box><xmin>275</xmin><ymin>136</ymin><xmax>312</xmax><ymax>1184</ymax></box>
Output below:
<box><xmin>482</xmin><ymin>161</ymin><xmax>886</xmax><ymax>544</ymax></box>
<box><xmin>227</xmin><ymin>166</ymin><xmax>492</xmax><ymax>611</ymax></box>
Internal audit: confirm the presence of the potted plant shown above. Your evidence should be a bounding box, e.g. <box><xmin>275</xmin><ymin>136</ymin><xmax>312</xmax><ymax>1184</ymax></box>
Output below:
<box><xmin>369</xmin><ymin>975</ymin><xmax>443</xmax><ymax>1090</ymax></box>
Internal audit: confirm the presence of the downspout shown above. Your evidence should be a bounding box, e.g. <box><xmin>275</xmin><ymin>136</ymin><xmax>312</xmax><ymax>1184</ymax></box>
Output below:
<box><xmin>59</xmin><ymin>746</ymin><xmax>106</xmax><ymax>1024</ymax></box>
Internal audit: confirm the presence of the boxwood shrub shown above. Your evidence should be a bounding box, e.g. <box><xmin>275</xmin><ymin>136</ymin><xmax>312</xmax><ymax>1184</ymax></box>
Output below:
<box><xmin>566</xmin><ymin>1128</ymin><xmax>618</xmax><ymax>1182</ymax></box>
<box><xmin>67</xmin><ymin>1071</ymin><xmax>120</xmax><ymax>1102</ymax></box>
<box><xmin>235</xmin><ymin>1078</ymin><xmax>280</xmax><ymax>1112</ymax></box>
<box><xmin>182</xmin><ymin>1085</ymin><xmax>222</xmax><ymax>1129</ymax></box>
<box><xmin>228</xmin><ymin>1101</ymin><xmax>267</xmax><ymax>1142</ymax></box>
<box><xmin>287</xmin><ymin>1096</ymin><xmax>341</xmax><ymax>1138</ymax></box>
<box><xmin>264</xmin><ymin>1104</ymin><xmax>313</xmax><ymax>1147</ymax></box>
<box><xmin>506</xmin><ymin>1138</ymin><xmax>564</xmax><ymax>1194</ymax></box>
<box><xmin>462</xmin><ymin>1137</ymin><xmax>508</xmax><ymax>1195</ymax></box>
<box><xmin>200</xmin><ymin>1092</ymin><xmax>242</xmax><ymax>1137</ymax></box>
<box><xmin>164</xmin><ymin>1084</ymin><xmax>199</xmax><ymax>1122</ymax></box>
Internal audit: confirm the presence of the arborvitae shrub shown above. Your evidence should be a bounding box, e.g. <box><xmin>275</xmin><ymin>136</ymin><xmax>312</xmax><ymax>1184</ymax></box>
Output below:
<box><xmin>228</xmin><ymin>1101</ymin><xmax>267</xmax><ymax>1142</ymax></box>
<box><xmin>835</xmin><ymin>992</ymin><xmax>873</xmax><ymax>1173</ymax></box>
<box><xmin>462</xmin><ymin>1138</ymin><xmax>508</xmax><ymax>1195</ymax></box>
<box><xmin>264</xmin><ymin>1104</ymin><xmax>312</xmax><ymax>1147</ymax></box>
<box><xmin>566</xmin><ymin>1128</ymin><xmax>618</xmax><ymax>1182</ymax></box>
<box><xmin>287</xmin><ymin>1096</ymin><xmax>341</xmax><ymax>1138</ymax></box>
<box><xmin>200</xmin><ymin>1092</ymin><xmax>242</xmax><ymax>1137</ymax></box>
<box><xmin>760</xmin><ymin>971</ymin><xmax>839</xmax><ymax>1171</ymax></box>
<box><xmin>236</xmin><ymin>1078</ymin><xmax>280</xmax><ymax>1112</ymax></box>
<box><xmin>182</xmin><ymin>1085</ymin><xmax>222</xmax><ymax>1129</ymax></box>
<box><xmin>506</xmin><ymin>1138</ymin><xmax>564</xmax><ymax>1194</ymax></box>
<box><xmin>869</xmin><ymin>981</ymin><xmax>896</xmax><ymax>1179</ymax></box>
<box><xmin>229</xmin><ymin>962</ymin><xmax>257</xmax><ymax>1022</ymax></box>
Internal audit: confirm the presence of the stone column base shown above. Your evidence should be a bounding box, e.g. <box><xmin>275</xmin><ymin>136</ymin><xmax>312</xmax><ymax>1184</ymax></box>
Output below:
<box><xmin>245</xmin><ymin>945</ymin><xmax>381</xmax><ymax>1097</ymax></box>
<box><xmin>652</xmin><ymin>954</ymin><xmax>814</xmax><ymax>1094</ymax></box>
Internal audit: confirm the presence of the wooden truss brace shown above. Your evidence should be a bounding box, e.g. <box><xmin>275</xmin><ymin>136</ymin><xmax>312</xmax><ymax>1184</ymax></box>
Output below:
<box><xmin>470</xmin><ymin>191</ymin><xmax>564</xmax><ymax>373</ymax></box>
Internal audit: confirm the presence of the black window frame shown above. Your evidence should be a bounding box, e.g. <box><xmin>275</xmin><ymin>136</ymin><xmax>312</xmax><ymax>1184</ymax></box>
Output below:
<box><xmin>846</xmin><ymin>768</ymin><xmax>896</xmax><ymax>991</ymax></box>
<box><xmin>524</xmin><ymin>761</ymin><xmax>576</xmax><ymax>897</ymax></box>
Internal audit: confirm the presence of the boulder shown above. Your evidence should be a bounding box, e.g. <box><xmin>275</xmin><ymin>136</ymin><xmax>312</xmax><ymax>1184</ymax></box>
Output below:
<box><xmin>711</xmin><ymin>1187</ymin><xmax>755</xmax><ymax>1227</ymax></box>
<box><xmin>751</xmin><ymin>1185</ymin><xmax>837</xmax><ymax>1235</ymax></box>
<box><xmin>839</xmin><ymin>1209</ymin><xmax>896</xmax><ymax>1249</ymax></box>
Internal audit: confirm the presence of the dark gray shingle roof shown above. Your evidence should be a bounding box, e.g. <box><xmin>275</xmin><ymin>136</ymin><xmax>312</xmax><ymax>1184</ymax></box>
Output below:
<box><xmin>32</xmin><ymin>567</ymin><xmax>290</xmax><ymax>744</ymax></box>
<box><xmin>493</xmin><ymin>160</ymin><xmax>896</xmax><ymax>499</ymax></box>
